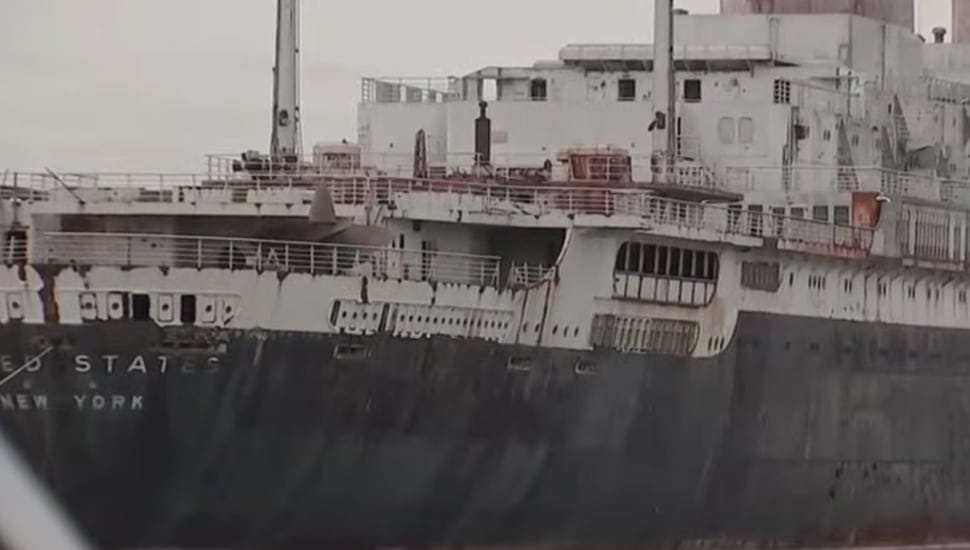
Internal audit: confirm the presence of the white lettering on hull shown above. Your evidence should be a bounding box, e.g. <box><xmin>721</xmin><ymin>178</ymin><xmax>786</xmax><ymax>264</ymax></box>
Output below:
<box><xmin>72</xmin><ymin>394</ymin><xmax>143</xmax><ymax>411</ymax></box>
<box><xmin>0</xmin><ymin>354</ymin><xmax>220</xmax><ymax>376</ymax></box>
<box><xmin>0</xmin><ymin>352</ymin><xmax>220</xmax><ymax>413</ymax></box>
<box><xmin>1</xmin><ymin>393</ymin><xmax>144</xmax><ymax>411</ymax></box>
<box><xmin>0</xmin><ymin>394</ymin><xmax>48</xmax><ymax>411</ymax></box>
<box><xmin>72</xmin><ymin>354</ymin><xmax>219</xmax><ymax>375</ymax></box>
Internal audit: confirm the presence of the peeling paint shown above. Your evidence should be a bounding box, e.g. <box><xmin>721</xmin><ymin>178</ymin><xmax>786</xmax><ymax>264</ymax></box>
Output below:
<box><xmin>34</xmin><ymin>265</ymin><xmax>60</xmax><ymax>323</ymax></box>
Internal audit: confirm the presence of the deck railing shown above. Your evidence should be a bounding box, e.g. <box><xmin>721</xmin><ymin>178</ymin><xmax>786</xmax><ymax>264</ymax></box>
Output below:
<box><xmin>13</xmin><ymin>163</ymin><xmax>970</xmax><ymax>204</ymax></box>
<box><xmin>32</xmin><ymin>232</ymin><xmax>501</xmax><ymax>287</ymax></box>
<box><xmin>13</xmin><ymin>174</ymin><xmax>876</xmax><ymax>257</ymax></box>
<box><xmin>507</xmin><ymin>263</ymin><xmax>553</xmax><ymax>287</ymax></box>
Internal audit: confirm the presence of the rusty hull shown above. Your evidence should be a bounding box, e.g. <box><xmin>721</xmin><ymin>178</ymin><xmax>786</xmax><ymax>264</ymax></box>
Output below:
<box><xmin>3</xmin><ymin>312</ymin><xmax>970</xmax><ymax>548</ymax></box>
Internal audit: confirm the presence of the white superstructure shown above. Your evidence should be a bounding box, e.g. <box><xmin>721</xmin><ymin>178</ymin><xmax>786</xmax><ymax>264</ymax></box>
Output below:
<box><xmin>358</xmin><ymin>12</ymin><xmax>970</xmax><ymax>209</ymax></box>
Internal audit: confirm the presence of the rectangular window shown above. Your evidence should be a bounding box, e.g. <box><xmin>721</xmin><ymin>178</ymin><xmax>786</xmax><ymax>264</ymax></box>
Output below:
<box><xmin>643</xmin><ymin>245</ymin><xmax>657</xmax><ymax>274</ymax></box>
<box><xmin>718</xmin><ymin>117</ymin><xmax>736</xmax><ymax>144</ymax></box>
<box><xmin>180</xmin><ymin>295</ymin><xmax>197</xmax><ymax>324</ymax></box>
<box><xmin>741</xmin><ymin>261</ymin><xmax>781</xmax><ymax>292</ymax></box>
<box><xmin>618</xmin><ymin>79</ymin><xmax>636</xmax><ymax>101</ymax></box>
<box><xmin>738</xmin><ymin>117</ymin><xmax>754</xmax><ymax>144</ymax></box>
<box><xmin>628</xmin><ymin>242</ymin><xmax>641</xmax><ymax>272</ymax></box>
<box><xmin>812</xmin><ymin>205</ymin><xmax>829</xmax><ymax>222</ymax></box>
<box><xmin>657</xmin><ymin>246</ymin><xmax>669</xmax><ymax>276</ymax></box>
<box><xmin>530</xmin><ymin>79</ymin><xmax>547</xmax><ymax>101</ymax></box>
<box><xmin>705</xmin><ymin>253</ymin><xmax>717</xmax><ymax>280</ymax></box>
<box><xmin>833</xmin><ymin>205</ymin><xmax>850</xmax><ymax>225</ymax></box>
<box><xmin>669</xmin><ymin>248</ymin><xmax>682</xmax><ymax>277</ymax></box>
<box><xmin>684</xmin><ymin>79</ymin><xmax>701</xmax><ymax>102</ymax></box>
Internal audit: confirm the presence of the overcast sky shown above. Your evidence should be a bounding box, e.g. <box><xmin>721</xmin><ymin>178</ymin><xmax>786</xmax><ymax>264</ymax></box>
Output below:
<box><xmin>0</xmin><ymin>0</ymin><xmax>955</xmax><ymax>173</ymax></box>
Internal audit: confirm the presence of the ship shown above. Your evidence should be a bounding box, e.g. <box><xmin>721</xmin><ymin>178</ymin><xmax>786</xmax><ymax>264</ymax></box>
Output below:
<box><xmin>6</xmin><ymin>0</ymin><xmax>970</xmax><ymax>548</ymax></box>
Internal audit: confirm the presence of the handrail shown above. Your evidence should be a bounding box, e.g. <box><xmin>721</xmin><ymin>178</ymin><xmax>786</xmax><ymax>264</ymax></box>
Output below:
<box><xmin>9</xmin><ymin>164</ymin><xmax>970</xmax><ymax>201</ymax></box>
<box><xmin>11</xmin><ymin>174</ymin><xmax>877</xmax><ymax>257</ymax></box>
<box><xmin>33</xmin><ymin>232</ymin><xmax>502</xmax><ymax>287</ymax></box>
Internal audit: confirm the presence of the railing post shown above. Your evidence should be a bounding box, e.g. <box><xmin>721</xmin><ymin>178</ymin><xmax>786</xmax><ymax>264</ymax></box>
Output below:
<box><xmin>196</xmin><ymin>238</ymin><xmax>202</xmax><ymax>269</ymax></box>
<box><xmin>256</xmin><ymin>242</ymin><xmax>263</xmax><ymax>271</ymax></box>
<box><xmin>309</xmin><ymin>244</ymin><xmax>315</xmax><ymax>275</ymax></box>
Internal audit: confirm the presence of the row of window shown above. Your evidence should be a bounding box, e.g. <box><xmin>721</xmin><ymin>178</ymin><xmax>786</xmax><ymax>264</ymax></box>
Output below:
<box><xmin>614</xmin><ymin>242</ymin><xmax>719</xmax><ymax>281</ymax></box>
<box><xmin>803</xmin><ymin>275</ymin><xmax>970</xmax><ymax>305</ymax></box>
<box><xmin>729</xmin><ymin>202</ymin><xmax>850</xmax><ymax>225</ymax></box>
<box><xmin>523</xmin><ymin>76</ymin><xmax>798</xmax><ymax>109</ymax></box>
<box><xmin>527</xmin><ymin>77</ymin><xmax>704</xmax><ymax>102</ymax></box>
<box><xmin>529</xmin><ymin>76</ymin><xmax>788</xmax><ymax>104</ymax></box>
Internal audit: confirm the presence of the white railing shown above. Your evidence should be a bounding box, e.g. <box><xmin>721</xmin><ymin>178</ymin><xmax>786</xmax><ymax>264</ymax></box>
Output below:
<box><xmin>507</xmin><ymin>263</ymin><xmax>552</xmax><ymax>287</ymax></box>
<box><xmin>16</xmin><ymin>163</ymin><xmax>970</xmax><ymax>206</ymax></box>
<box><xmin>13</xmin><ymin>174</ymin><xmax>875</xmax><ymax>257</ymax></box>
<box><xmin>360</xmin><ymin>77</ymin><xmax>459</xmax><ymax>104</ymax></box>
<box><xmin>32</xmin><ymin>232</ymin><xmax>501</xmax><ymax>287</ymax></box>
<box><xmin>722</xmin><ymin>165</ymin><xmax>948</xmax><ymax>200</ymax></box>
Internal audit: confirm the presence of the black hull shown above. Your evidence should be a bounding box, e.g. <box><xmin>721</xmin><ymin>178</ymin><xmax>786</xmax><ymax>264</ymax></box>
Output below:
<box><xmin>1</xmin><ymin>313</ymin><xmax>970</xmax><ymax>549</ymax></box>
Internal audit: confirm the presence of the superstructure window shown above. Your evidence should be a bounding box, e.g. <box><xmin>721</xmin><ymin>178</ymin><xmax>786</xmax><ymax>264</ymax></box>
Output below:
<box><xmin>718</xmin><ymin>117</ymin><xmax>736</xmax><ymax>144</ymax></box>
<box><xmin>773</xmin><ymin>79</ymin><xmax>791</xmax><ymax>104</ymax></box>
<box><xmin>684</xmin><ymin>79</ymin><xmax>701</xmax><ymax>102</ymax></box>
<box><xmin>738</xmin><ymin>117</ymin><xmax>754</xmax><ymax>144</ymax></box>
<box><xmin>530</xmin><ymin>78</ymin><xmax>547</xmax><ymax>101</ymax></box>
<box><xmin>812</xmin><ymin>205</ymin><xmax>829</xmax><ymax>222</ymax></box>
<box><xmin>834</xmin><ymin>205</ymin><xmax>850</xmax><ymax>225</ymax></box>
<box><xmin>618</xmin><ymin>78</ymin><xmax>636</xmax><ymax>101</ymax></box>
<box><xmin>615</xmin><ymin>242</ymin><xmax>718</xmax><ymax>282</ymax></box>
<box><xmin>741</xmin><ymin>261</ymin><xmax>781</xmax><ymax>292</ymax></box>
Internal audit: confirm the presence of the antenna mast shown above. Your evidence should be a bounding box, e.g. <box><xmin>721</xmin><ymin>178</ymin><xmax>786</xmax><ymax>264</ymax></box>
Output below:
<box><xmin>270</xmin><ymin>0</ymin><xmax>302</xmax><ymax>160</ymax></box>
<box><xmin>651</xmin><ymin>0</ymin><xmax>676</xmax><ymax>181</ymax></box>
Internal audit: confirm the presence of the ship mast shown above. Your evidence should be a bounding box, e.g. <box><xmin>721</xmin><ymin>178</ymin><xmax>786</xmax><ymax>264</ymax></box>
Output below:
<box><xmin>651</xmin><ymin>0</ymin><xmax>676</xmax><ymax>180</ymax></box>
<box><xmin>270</xmin><ymin>0</ymin><xmax>302</xmax><ymax>160</ymax></box>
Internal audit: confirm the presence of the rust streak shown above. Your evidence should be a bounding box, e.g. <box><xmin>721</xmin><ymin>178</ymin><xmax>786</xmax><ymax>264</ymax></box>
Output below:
<box><xmin>35</xmin><ymin>265</ymin><xmax>60</xmax><ymax>323</ymax></box>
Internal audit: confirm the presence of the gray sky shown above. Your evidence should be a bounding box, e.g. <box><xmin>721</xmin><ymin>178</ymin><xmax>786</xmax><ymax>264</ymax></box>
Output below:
<box><xmin>0</xmin><ymin>0</ymin><xmax>954</xmax><ymax>173</ymax></box>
